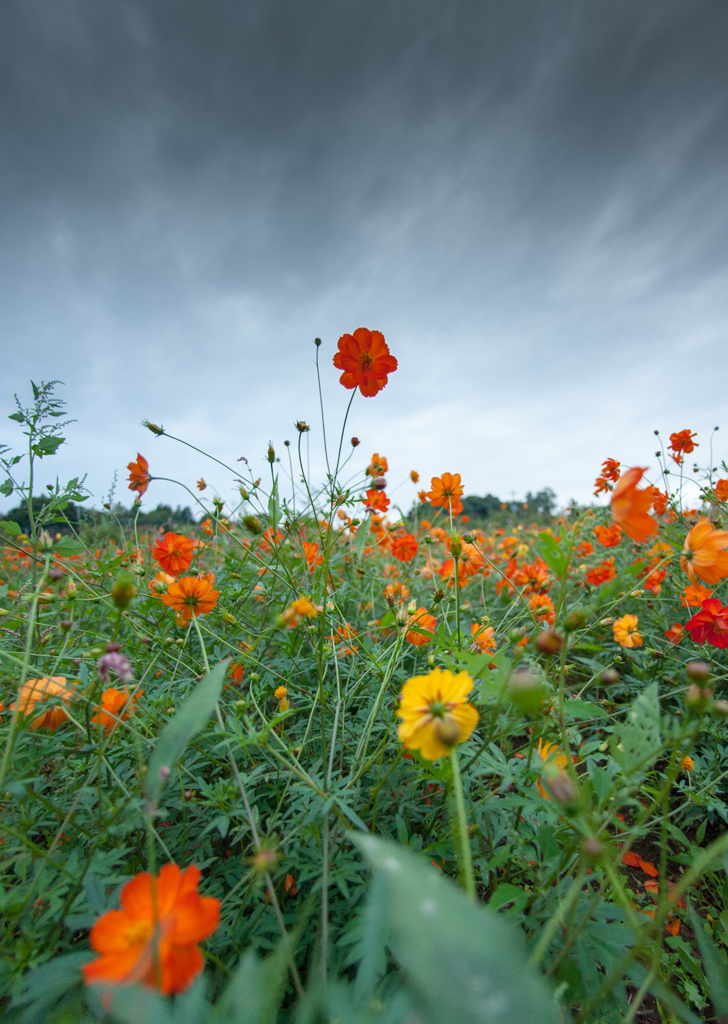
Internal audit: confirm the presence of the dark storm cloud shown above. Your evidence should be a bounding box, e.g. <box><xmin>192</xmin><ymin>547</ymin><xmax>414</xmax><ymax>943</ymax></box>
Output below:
<box><xmin>1</xmin><ymin>0</ymin><xmax>728</xmax><ymax>509</ymax></box>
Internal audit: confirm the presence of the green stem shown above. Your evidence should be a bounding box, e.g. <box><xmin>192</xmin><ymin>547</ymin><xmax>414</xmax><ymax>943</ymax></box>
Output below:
<box><xmin>450</xmin><ymin>747</ymin><xmax>475</xmax><ymax>902</ymax></box>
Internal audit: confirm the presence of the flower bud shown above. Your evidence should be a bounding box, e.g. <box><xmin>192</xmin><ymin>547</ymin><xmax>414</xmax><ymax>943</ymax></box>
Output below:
<box><xmin>295</xmin><ymin>421</ymin><xmax>310</xmax><ymax>433</ymax></box>
<box><xmin>507</xmin><ymin>667</ymin><xmax>545</xmax><ymax>711</ymax></box>
<box><xmin>434</xmin><ymin>717</ymin><xmax>461</xmax><ymax>748</ymax></box>
<box><xmin>545</xmin><ymin>772</ymin><xmax>577</xmax><ymax>805</ymax></box>
<box><xmin>48</xmin><ymin>567</ymin><xmax>64</xmax><ymax>582</ymax></box>
<box><xmin>535</xmin><ymin>629</ymin><xmax>563</xmax><ymax>655</ymax></box>
<box><xmin>314</xmin><ymin>337</ymin><xmax>322</xmax><ymax>347</ymax></box>
<box><xmin>714</xmin><ymin>700</ymin><xmax>728</xmax><ymax>717</ymax></box>
<box><xmin>243</xmin><ymin>515</ymin><xmax>262</xmax><ymax>534</ymax></box>
<box><xmin>407</xmin><ymin>600</ymin><xmax>418</xmax><ymax>614</ymax></box>
<box><xmin>239</xmin><ymin>487</ymin><xmax>249</xmax><ymax>500</ymax></box>
<box><xmin>564</xmin><ymin>608</ymin><xmax>588</xmax><ymax>632</ymax></box>
<box><xmin>450</xmin><ymin>533</ymin><xmax>462</xmax><ymax>558</ymax></box>
<box><xmin>372</xmin><ymin>476</ymin><xmax>387</xmax><ymax>491</ymax></box>
<box><xmin>111</xmin><ymin>574</ymin><xmax>137</xmax><ymax>609</ymax></box>
<box><xmin>351</xmin><ymin>436</ymin><xmax>360</xmax><ymax>447</ymax></box>
<box><xmin>221</xmin><ymin>612</ymin><xmax>237</xmax><ymax>626</ymax></box>
<box><xmin>253</xmin><ymin>848</ymin><xmax>279</xmax><ymax>873</ymax></box>
<box><xmin>685</xmin><ymin>684</ymin><xmax>712</xmax><ymax>710</ymax></box>
<box><xmin>582</xmin><ymin>838</ymin><xmax>604</xmax><ymax>860</ymax></box>
<box><xmin>432</xmin><ymin>588</ymin><xmax>445</xmax><ymax>604</ymax></box>
<box><xmin>686</xmin><ymin>660</ymin><xmax>711</xmax><ymax>683</ymax></box>
<box><xmin>396</xmin><ymin>608</ymin><xmax>408</xmax><ymax>626</ymax></box>
<box><xmin>267</xmin><ymin>445</ymin><xmax>275</xmax><ymax>464</ymax></box>
<box><xmin>144</xmin><ymin>420</ymin><xmax>165</xmax><ymax>436</ymax></box>
<box><xmin>158</xmin><ymin>765</ymin><xmax>170</xmax><ymax>781</ymax></box>
<box><xmin>600</xmin><ymin>668</ymin><xmax>620</xmax><ymax>685</ymax></box>
<box><xmin>37</xmin><ymin>530</ymin><xmax>54</xmax><ymax>551</ymax></box>
<box><xmin>60</xmin><ymin>619</ymin><xmax>72</xmax><ymax>632</ymax></box>
<box><xmin>65</xmin><ymin>579</ymin><xmax>77</xmax><ymax>597</ymax></box>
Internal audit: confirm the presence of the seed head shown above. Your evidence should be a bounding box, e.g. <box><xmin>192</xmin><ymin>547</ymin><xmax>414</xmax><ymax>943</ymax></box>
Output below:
<box><xmin>535</xmin><ymin>629</ymin><xmax>563</xmax><ymax>655</ymax></box>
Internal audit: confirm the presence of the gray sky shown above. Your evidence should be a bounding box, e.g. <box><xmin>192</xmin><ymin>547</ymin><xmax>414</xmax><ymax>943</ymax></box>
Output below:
<box><xmin>2</xmin><ymin>0</ymin><xmax>727</xmax><ymax>516</ymax></box>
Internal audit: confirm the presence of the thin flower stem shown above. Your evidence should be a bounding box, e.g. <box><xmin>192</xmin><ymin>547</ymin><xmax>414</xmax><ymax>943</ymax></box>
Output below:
<box><xmin>449</xmin><ymin>747</ymin><xmax>475</xmax><ymax>902</ymax></box>
<box><xmin>333</xmin><ymin>390</ymin><xmax>356</xmax><ymax>480</ymax></box>
<box><xmin>314</xmin><ymin>342</ymin><xmax>331</xmax><ymax>476</ymax></box>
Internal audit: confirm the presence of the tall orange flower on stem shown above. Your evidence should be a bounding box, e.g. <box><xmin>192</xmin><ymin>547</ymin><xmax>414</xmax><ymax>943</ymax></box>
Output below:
<box><xmin>127</xmin><ymin>455</ymin><xmax>150</xmax><ymax>497</ymax></box>
<box><xmin>82</xmin><ymin>864</ymin><xmax>219</xmax><ymax>994</ymax></box>
<box><xmin>610</xmin><ymin>467</ymin><xmax>657</xmax><ymax>543</ymax></box>
<box><xmin>426</xmin><ymin>473</ymin><xmax>464</xmax><ymax>516</ymax></box>
<box><xmin>669</xmin><ymin>429</ymin><xmax>698</xmax><ymax>455</ymax></box>
<box><xmin>92</xmin><ymin>688</ymin><xmax>143</xmax><ymax>734</ymax></box>
<box><xmin>680</xmin><ymin>518</ymin><xmax>728</xmax><ymax>585</ymax></box>
<box><xmin>162</xmin><ymin>576</ymin><xmax>219</xmax><ymax>621</ymax></box>
<box><xmin>362</xmin><ymin>490</ymin><xmax>390</xmax><ymax>513</ymax></box>
<box><xmin>153</xmin><ymin>533</ymin><xmax>194</xmax><ymax>576</ymax></box>
<box><xmin>391</xmin><ymin>532</ymin><xmax>418</xmax><ymax>562</ymax></box>
<box><xmin>404</xmin><ymin>607</ymin><xmax>437</xmax><ymax>646</ymax></box>
<box><xmin>333</xmin><ymin>328</ymin><xmax>397</xmax><ymax>397</ymax></box>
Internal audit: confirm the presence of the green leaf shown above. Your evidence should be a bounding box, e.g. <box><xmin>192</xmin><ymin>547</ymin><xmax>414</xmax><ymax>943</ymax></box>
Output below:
<box><xmin>354</xmin><ymin>514</ymin><xmax>372</xmax><ymax>558</ymax></box>
<box><xmin>488</xmin><ymin>883</ymin><xmax>529</xmax><ymax>916</ymax></box>
<box><xmin>561</xmin><ymin>698</ymin><xmax>610</xmax><ymax>721</ymax></box>
<box><xmin>32</xmin><ymin>436</ymin><xmax>64</xmax><ymax>458</ymax></box>
<box><xmin>0</xmin><ymin>479</ymin><xmax>12</xmax><ymax>496</ymax></box>
<box><xmin>611</xmin><ymin>682</ymin><xmax>662</xmax><ymax>778</ymax></box>
<box><xmin>10</xmin><ymin>950</ymin><xmax>93</xmax><ymax>1022</ymax></box>
<box><xmin>8</xmin><ymin>411</ymin><xmax>24</xmax><ymax>422</ymax></box>
<box><xmin>54</xmin><ymin>536</ymin><xmax>86</xmax><ymax>556</ymax></box>
<box><xmin>213</xmin><ymin>942</ymin><xmax>291</xmax><ymax>1024</ymax></box>
<box><xmin>0</xmin><ymin>519</ymin><xmax>22</xmax><ymax>536</ymax></box>
<box><xmin>353</xmin><ymin>833</ymin><xmax>561</xmax><ymax>1024</ymax></box>
<box><xmin>536</xmin><ymin>532</ymin><xmax>568</xmax><ymax>579</ymax></box>
<box><xmin>146</xmin><ymin>662</ymin><xmax>226</xmax><ymax>804</ymax></box>
<box><xmin>688</xmin><ymin>900</ymin><xmax>728</xmax><ymax>1014</ymax></box>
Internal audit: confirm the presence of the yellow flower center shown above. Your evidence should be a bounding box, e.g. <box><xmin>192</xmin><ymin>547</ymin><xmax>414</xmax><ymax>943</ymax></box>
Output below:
<box><xmin>124</xmin><ymin>919</ymin><xmax>153</xmax><ymax>947</ymax></box>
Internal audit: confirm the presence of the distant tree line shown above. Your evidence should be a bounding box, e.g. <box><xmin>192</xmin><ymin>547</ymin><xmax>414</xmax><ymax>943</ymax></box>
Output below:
<box><xmin>0</xmin><ymin>497</ymin><xmax>195</xmax><ymax>535</ymax></box>
<box><xmin>415</xmin><ymin>488</ymin><xmax>558</xmax><ymax>524</ymax></box>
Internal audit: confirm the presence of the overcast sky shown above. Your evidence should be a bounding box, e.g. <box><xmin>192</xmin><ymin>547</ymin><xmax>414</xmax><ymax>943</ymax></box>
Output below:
<box><xmin>2</xmin><ymin>0</ymin><xmax>727</xmax><ymax>517</ymax></box>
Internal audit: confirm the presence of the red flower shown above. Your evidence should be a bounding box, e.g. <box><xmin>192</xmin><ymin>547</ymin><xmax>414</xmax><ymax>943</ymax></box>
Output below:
<box><xmin>669</xmin><ymin>429</ymin><xmax>698</xmax><ymax>455</ymax></box>
<box><xmin>391</xmin><ymin>532</ymin><xmax>418</xmax><ymax>562</ymax></box>
<box><xmin>153</xmin><ymin>533</ymin><xmax>194</xmax><ymax>576</ymax></box>
<box><xmin>664</xmin><ymin>623</ymin><xmax>685</xmax><ymax>644</ymax></box>
<box><xmin>82</xmin><ymin>864</ymin><xmax>219</xmax><ymax>994</ymax></box>
<box><xmin>127</xmin><ymin>454</ymin><xmax>150</xmax><ymax>497</ymax></box>
<box><xmin>686</xmin><ymin>598</ymin><xmax>728</xmax><ymax>648</ymax></box>
<box><xmin>586</xmin><ymin>557</ymin><xmax>616</xmax><ymax>586</ymax></box>
<box><xmin>333</xmin><ymin>328</ymin><xmax>398</xmax><ymax>397</ymax></box>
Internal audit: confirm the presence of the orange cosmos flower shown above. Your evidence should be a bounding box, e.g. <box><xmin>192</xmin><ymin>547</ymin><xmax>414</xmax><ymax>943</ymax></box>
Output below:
<box><xmin>669</xmin><ymin>429</ymin><xmax>698</xmax><ymax>455</ymax></box>
<box><xmin>613</xmin><ymin>614</ymin><xmax>642</xmax><ymax>648</ymax></box>
<box><xmin>417</xmin><ymin>489</ymin><xmax>428</xmax><ymax>504</ymax></box>
<box><xmin>576</xmin><ymin>541</ymin><xmax>595</xmax><ymax>557</ymax></box>
<box><xmin>82</xmin><ymin>863</ymin><xmax>220</xmax><ymax>994</ymax></box>
<box><xmin>279</xmin><ymin>596</ymin><xmax>321</xmax><ymax>627</ymax></box>
<box><xmin>470</xmin><ymin>623</ymin><xmax>496</xmax><ymax>653</ymax></box>
<box><xmin>643</xmin><ymin>568</ymin><xmax>666</xmax><ymax>594</ymax></box>
<box><xmin>426</xmin><ymin>473</ymin><xmax>464</xmax><ymax>515</ymax></box>
<box><xmin>153</xmin><ymin>532</ymin><xmax>194</xmax><ymax>576</ymax></box>
<box><xmin>92</xmin><ymin>687</ymin><xmax>142</xmax><ymax>734</ymax></box>
<box><xmin>149</xmin><ymin>570</ymin><xmax>175</xmax><ymax>596</ymax></box>
<box><xmin>201</xmin><ymin>518</ymin><xmax>214</xmax><ymax>536</ymax></box>
<box><xmin>586</xmin><ymin>557</ymin><xmax>616</xmax><ymax>586</ymax></box>
<box><xmin>529</xmin><ymin>593</ymin><xmax>555</xmax><ymax>625</ymax></box>
<box><xmin>681</xmin><ymin>583</ymin><xmax>712</xmax><ymax>608</ymax></box>
<box><xmin>594</xmin><ymin>523</ymin><xmax>623</xmax><ymax>548</ymax></box>
<box><xmin>714</xmin><ymin>479</ymin><xmax>728</xmax><ymax>502</ymax></box>
<box><xmin>162</xmin><ymin>576</ymin><xmax>219</xmax><ymax>621</ymax></box>
<box><xmin>391</xmin><ymin>532</ymin><xmax>418</xmax><ymax>562</ymax></box>
<box><xmin>681</xmin><ymin>518</ymin><xmax>728</xmax><ymax>585</ymax></box>
<box><xmin>650</xmin><ymin>488</ymin><xmax>669</xmax><ymax>515</ymax></box>
<box><xmin>366</xmin><ymin>453</ymin><xmax>388</xmax><ymax>477</ymax></box>
<box><xmin>410</xmin><ymin>470</ymin><xmax>419</xmax><ymax>483</ymax></box>
<box><xmin>363</xmin><ymin>489</ymin><xmax>390</xmax><ymax>513</ymax></box>
<box><xmin>127</xmin><ymin>454</ymin><xmax>150</xmax><ymax>497</ymax></box>
<box><xmin>601</xmin><ymin>458</ymin><xmax>621</xmax><ymax>482</ymax></box>
<box><xmin>610</xmin><ymin>467</ymin><xmax>657</xmax><ymax>543</ymax></box>
<box><xmin>664</xmin><ymin>623</ymin><xmax>685</xmax><ymax>644</ymax></box>
<box><xmin>196</xmin><ymin>478</ymin><xmax>206</xmax><ymax>491</ymax></box>
<box><xmin>333</xmin><ymin>328</ymin><xmax>398</xmax><ymax>397</ymax></box>
<box><xmin>302</xmin><ymin>541</ymin><xmax>323</xmax><ymax>571</ymax></box>
<box><xmin>404</xmin><ymin>607</ymin><xmax>437</xmax><ymax>646</ymax></box>
<box><xmin>330</xmin><ymin>622</ymin><xmax>358</xmax><ymax>655</ymax></box>
<box><xmin>384</xmin><ymin>580</ymin><xmax>410</xmax><ymax>604</ymax></box>
<box><xmin>10</xmin><ymin>676</ymin><xmax>75</xmax><ymax>730</ymax></box>
<box><xmin>513</xmin><ymin>561</ymin><xmax>550</xmax><ymax>593</ymax></box>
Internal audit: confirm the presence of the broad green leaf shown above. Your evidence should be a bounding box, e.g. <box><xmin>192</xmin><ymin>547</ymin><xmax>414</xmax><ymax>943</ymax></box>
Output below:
<box><xmin>353</xmin><ymin>833</ymin><xmax>562</xmax><ymax>1024</ymax></box>
<box><xmin>354</xmin><ymin>514</ymin><xmax>372</xmax><ymax>558</ymax></box>
<box><xmin>561</xmin><ymin>698</ymin><xmax>610</xmax><ymax>721</ymax></box>
<box><xmin>32</xmin><ymin>436</ymin><xmax>64</xmax><ymax>458</ymax></box>
<box><xmin>0</xmin><ymin>519</ymin><xmax>22</xmax><ymax>536</ymax></box>
<box><xmin>488</xmin><ymin>883</ymin><xmax>529</xmax><ymax>916</ymax></box>
<box><xmin>536</xmin><ymin>532</ymin><xmax>568</xmax><ymax>579</ymax></box>
<box><xmin>213</xmin><ymin>942</ymin><xmax>291</xmax><ymax>1023</ymax></box>
<box><xmin>146</xmin><ymin>662</ymin><xmax>226</xmax><ymax>804</ymax></box>
<box><xmin>611</xmin><ymin>682</ymin><xmax>662</xmax><ymax>778</ymax></box>
<box><xmin>54</xmin><ymin>536</ymin><xmax>86</xmax><ymax>556</ymax></box>
<box><xmin>10</xmin><ymin>950</ymin><xmax>93</xmax><ymax>1021</ymax></box>
<box><xmin>688</xmin><ymin>900</ymin><xmax>728</xmax><ymax>1014</ymax></box>
<box><xmin>0</xmin><ymin>479</ymin><xmax>12</xmax><ymax>496</ymax></box>
<box><xmin>8</xmin><ymin>411</ymin><xmax>24</xmax><ymax>423</ymax></box>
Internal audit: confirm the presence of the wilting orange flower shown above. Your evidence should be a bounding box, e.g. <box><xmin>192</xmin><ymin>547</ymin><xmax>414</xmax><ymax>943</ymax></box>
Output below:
<box><xmin>669</xmin><ymin>429</ymin><xmax>698</xmax><ymax>455</ymax></box>
<box><xmin>471</xmin><ymin>623</ymin><xmax>496</xmax><ymax>653</ymax></box>
<box><xmin>410</xmin><ymin>470</ymin><xmax>419</xmax><ymax>483</ymax></box>
<box><xmin>92</xmin><ymin>688</ymin><xmax>142</xmax><ymax>734</ymax></box>
<box><xmin>404</xmin><ymin>607</ymin><xmax>437</xmax><ymax>646</ymax></box>
<box><xmin>426</xmin><ymin>473</ymin><xmax>464</xmax><ymax>515</ymax></box>
<box><xmin>417</xmin><ymin>490</ymin><xmax>428</xmax><ymax>504</ymax></box>
<box><xmin>650</xmin><ymin>488</ymin><xmax>669</xmax><ymax>515</ymax></box>
<box><xmin>162</xmin><ymin>576</ymin><xmax>219</xmax><ymax>621</ymax></box>
<box><xmin>529</xmin><ymin>593</ymin><xmax>555</xmax><ymax>625</ymax></box>
<box><xmin>664</xmin><ymin>623</ymin><xmax>685</xmax><ymax>644</ymax></box>
<box><xmin>196</xmin><ymin>478</ymin><xmax>206</xmax><ymax>491</ymax></box>
<box><xmin>613</xmin><ymin>614</ymin><xmax>642</xmax><ymax>648</ymax></box>
<box><xmin>586</xmin><ymin>557</ymin><xmax>616</xmax><ymax>587</ymax></box>
<box><xmin>333</xmin><ymin>328</ymin><xmax>398</xmax><ymax>397</ymax></box>
<box><xmin>681</xmin><ymin>583</ymin><xmax>713</xmax><ymax>608</ymax></box>
<box><xmin>391</xmin><ymin>532</ymin><xmax>418</xmax><ymax>562</ymax></box>
<box><xmin>610</xmin><ymin>467</ymin><xmax>657</xmax><ymax>543</ymax></box>
<box><xmin>363</xmin><ymin>489</ymin><xmax>390</xmax><ymax>513</ymax></box>
<box><xmin>643</xmin><ymin>568</ymin><xmax>666</xmax><ymax>594</ymax></box>
<box><xmin>82</xmin><ymin>864</ymin><xmax>220</xmax><ymax>994</ymax></box>
<box><xmin>397</xmin><ymin>668</ymin><xmax>478</xmax><ymax>760</ymax></box>
<box><xmin>536</xmin><ymin>739</ymin><xmax>569</xmax><ymax>800</ymax></box>
<box><xmin>514</xmin><ymin>561</ymin><xmax>550</xmax><ymax>593</ymax></box>
<box><xmin>153</xmin><ymin>533</ymin><xmax>194</xmax><ymax>576</ymax></box>
<box><xmin>127</xmin><ymin>454</ymin><xmax>150</xmax><ymax>497</ymax></box>
<box><xmin>714</xmin><ymin>479</ymin><xmax>728</xmax><ymax>502</ymax></box>
<box><xmin>366</xmin><ymin>453</ymin><xmax>388</xmax><ymax>477</ymax></box>
<box><xmin>302</xmin><ymin>541</ymin><xmax>323</xmax><ymax>571</ymax></box>
<box><xmin>594</xmin><ymin>458</ymin><xmax>621</xmax><ymax>496</ymax></box>
<box><xmin>681</xmin><ymin>518</ymin><xmax>728</xmax><ymax>585</ymax></box>
<box><xmin>10</xmin><ymin>676</ymin><xmax>75</xmax><ymax>730</ymax></box>
<box><xmin>594</xmin><ymin>523</ymin><xmax>623</xmax><ymax>548</ymax></box>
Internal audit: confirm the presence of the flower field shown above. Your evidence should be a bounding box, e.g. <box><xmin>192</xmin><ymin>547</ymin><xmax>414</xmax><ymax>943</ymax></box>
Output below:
<box><xmin>2</xmin><ymin>337</ymin><xmax>728</xmax><ymax>1023</ymax></box>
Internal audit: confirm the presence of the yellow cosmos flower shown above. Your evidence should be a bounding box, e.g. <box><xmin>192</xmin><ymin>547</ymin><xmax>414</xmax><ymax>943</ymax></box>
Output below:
<box><xmin>396</xmin><ymin>668</ymin><xmax>479</xmax><ymax>761</ymax></box>
<box><xmin>613</xmin><ymin>614</ymin><xmax>642</xmax><ymax>648</ymax></box>
<box><xmin>535</xmin><ymin>738</ymin><xmax>569</xmax><ymax>799</ymax></box>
